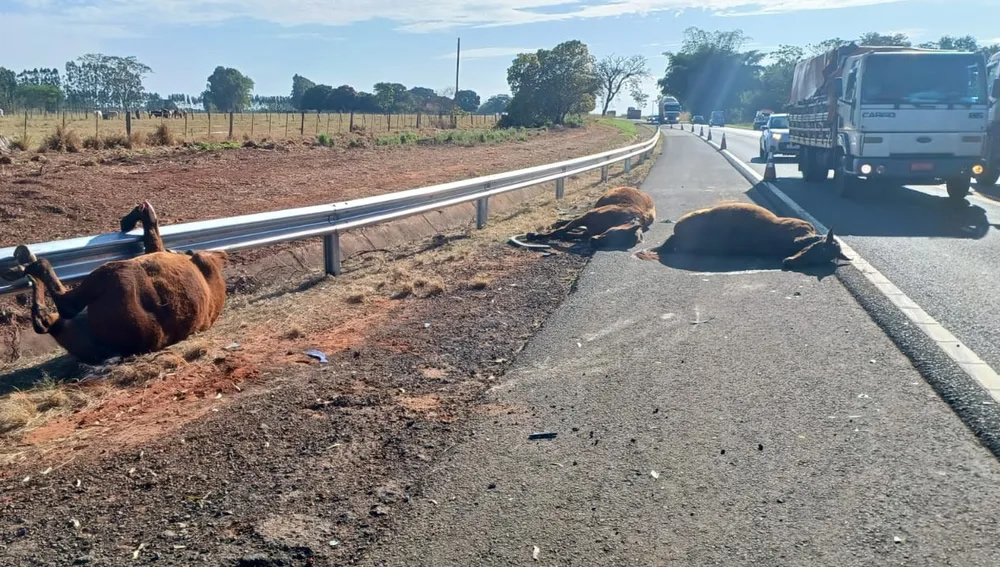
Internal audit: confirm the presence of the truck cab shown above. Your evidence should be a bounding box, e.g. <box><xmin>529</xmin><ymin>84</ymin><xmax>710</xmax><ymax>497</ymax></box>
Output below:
<box><xmin>978</xmin><ymin>52</ymin><xmax>1000</xmax><ymax>186</ymax></box>
<box><xmin>660</xmin><ymin>97</ymin><xmax>681</xmax><ymax>124</ymax></box>
<box><xmin>709</xmin><ymin>110</ymin><xmax>725</xmax><ymax>127</ymax></box>
<box><xmin>791</xmin><ymin>47</ymin><xmax>989</xmax><ymax>200</ymax></box>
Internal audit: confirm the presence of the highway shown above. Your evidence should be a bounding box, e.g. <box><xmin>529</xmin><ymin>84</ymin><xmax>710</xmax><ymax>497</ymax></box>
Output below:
<box><xmin>711</xmin><ymin>125</ymin><xmax>1000</xmax><ymax>376</ymax></box>
<box><xmin>363</xmin><ymin>128</ymin><xmax>1000</xmax><ymax>566</ymax></box>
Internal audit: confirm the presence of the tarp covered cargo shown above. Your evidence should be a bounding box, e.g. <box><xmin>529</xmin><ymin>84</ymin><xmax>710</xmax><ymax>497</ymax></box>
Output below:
<box><xmin>788</xmin><ymin>44</ymin><xmax>931</xmax><ymax>105</ymax></box>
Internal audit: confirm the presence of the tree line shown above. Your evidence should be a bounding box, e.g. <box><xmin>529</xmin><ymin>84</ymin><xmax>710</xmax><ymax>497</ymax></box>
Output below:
<box><xmin>658</xmin><ymin>28</ymin><xmax>1000</xmax><ymax>121</ymax></box>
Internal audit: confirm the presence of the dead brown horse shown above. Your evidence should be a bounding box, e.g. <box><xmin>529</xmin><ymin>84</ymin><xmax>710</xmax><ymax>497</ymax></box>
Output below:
<box><xmin>1</xmin><ymin>203</ymin><xmax>227</xmax><ymax>364</ymax></box>
<box><xmin>518</xmin><ymin>186</ymin><xmax>656</xmax><ymax>251</ymax></box>
<box><xmin>653</xmin><ymin>202</ymin><xmax>849</xmax><ymax>269</ymax></box>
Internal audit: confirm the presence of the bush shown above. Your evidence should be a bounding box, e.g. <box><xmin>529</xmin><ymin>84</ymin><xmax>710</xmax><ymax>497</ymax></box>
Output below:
<box><xmin>564</xmin><ymin>115</ymin><xmax>585</xmax><ymax>128</ymax></box>
<box><xmin>40</xmin><ymin>125</ymin><xmax>82</xmax><ymax>153</ymax></box>
<box><xmin>9</xmin><ymin>135</ymin><xmax>32</xmax><ymax>152</ymax></box>
<box><xmin>102</xmin><ymin>133</ymin><xmax>131</xmax><ymax>149</ymax></box>
<box><xmin>316</xmin><ymin>133</ymin><xmax>334</xmax><ymax>147</ymax></box>
<box><xmin>147</xmin><ymin>123</ymin><xmax>175</xmax><ymax>146</ymax></box>
<box><xmin>129</xmin><ymin>132</ymin><xmax>145</xmax><ymax>148</ymax></box>
<box><xmin>83</xmin><ymin>135</ymin><xmax>104</xmax><ymax>150</ymax></box>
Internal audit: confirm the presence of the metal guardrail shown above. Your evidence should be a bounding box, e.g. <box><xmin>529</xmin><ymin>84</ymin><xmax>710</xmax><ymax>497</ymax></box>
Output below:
<box><xmin>0</xmin><ymin>129</ymin><xmax>660</xmax><ymax>295</ymax></box>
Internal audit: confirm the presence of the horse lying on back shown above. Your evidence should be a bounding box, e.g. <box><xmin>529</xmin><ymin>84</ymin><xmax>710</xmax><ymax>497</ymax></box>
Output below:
<box><xmin>655</xmin><ymin>202</ymin><xmax>849</xmax><ymax>269</ymax></box>
<box><xmin>519</xmin><ymin>186</ymin><xmax>656</xmax><ymax>250</ymax></box>
<box><xmin>2</xmin><ymin>202</ymin><xmax>227</xmax><ymax>364</ymax></box>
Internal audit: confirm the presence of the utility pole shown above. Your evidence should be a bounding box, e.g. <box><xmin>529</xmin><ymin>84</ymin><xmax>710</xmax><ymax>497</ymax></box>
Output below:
<box><xmin>455</xmin><ymin>37</ymin><xmax>461</xmax><ymax>100</ymax></box>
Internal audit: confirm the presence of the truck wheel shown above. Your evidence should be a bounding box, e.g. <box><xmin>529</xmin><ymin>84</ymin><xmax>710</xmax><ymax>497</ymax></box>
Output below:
<box><xmin>946</xmin><ymin>177</ymin><xmax>971</xmax><ymax>201</ymax></box>
<box><xmin>834</xmin><ymin>156</ymin><xmax>856</xmax><ymax>198</ymax></box>
<box><xmin>975</xmin><ymin>166</ymin><xmax>1000</xmax><ymax>187</ymax></box>
<box><xmin>802</xmin><ymin>149</ymin><xmax>829</xmax><ymax>183</ymax></box>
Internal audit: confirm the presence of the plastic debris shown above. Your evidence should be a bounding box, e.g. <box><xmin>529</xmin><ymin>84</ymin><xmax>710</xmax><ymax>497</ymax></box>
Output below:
<box><xmin>650</xmin><ymin>470</ymin><xmax>660</xmax><ymax>479</ymax></box>
<box><xmin>532</xmin><ymin>546</ymin><xmax>540</xmax><ymax>560</ymax></box>
<box><xmin>224</xmin><ymin>342</ymin><xmax>242</xmax><ymax>351</ymax></box>
<box><xmin>424</xmin><ymin>322</ymin><xmax>431</xmax><ymax>328</ymax></box>
<box><xmin>304</xmin><ymin>349</ymin><xmax>328</xmax><ymax>363</ymax></box>
<box><xmin>528</xmin><ymin>432</ymin><xmax>558</xmax><ymax>440</ymax></box>
<box><xmin>329</xmin><ymin>540</ymin><xmax>341</xmax><ymax>547</ymax></box>
<box><xmin>894</xmin><ymin>536</ymin><xmax>903</xmax><ymax>544</ymax></box>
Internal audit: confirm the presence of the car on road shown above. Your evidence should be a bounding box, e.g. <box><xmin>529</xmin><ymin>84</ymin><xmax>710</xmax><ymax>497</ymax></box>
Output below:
<box><xmin>753</xmin><ymin>110</ymin><xmax>772</xmax><ymax>130</ymax></box>
<box><xmin>709</xmin><ymin>110</ymin><xmax>725</xmax><ymax>127</ymax></box>
<box><xmin>692</xmin><ymin>115</ymin><xmax>706</xmax><ymax>124</ymax></box>
<box><xmin>759</xmin><ymin>113</ymin><xmax>798</xmax><ymax>158</ymax></box>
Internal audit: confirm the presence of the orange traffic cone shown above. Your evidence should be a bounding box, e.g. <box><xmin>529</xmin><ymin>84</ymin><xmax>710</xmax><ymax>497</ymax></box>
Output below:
<box><xmin>763</xmin><ymin>152</ymin><xmax>777</xmax><ymax>182</ymax></box>
<box><xmin>720</xmin><ymin>132</ymin><xmax>727</xmax><ymax>150</ymax></box>
<box><xmin>707</xmin><ymin>128</ymin><xmax>713</xmax><ymax>141</ymax></box>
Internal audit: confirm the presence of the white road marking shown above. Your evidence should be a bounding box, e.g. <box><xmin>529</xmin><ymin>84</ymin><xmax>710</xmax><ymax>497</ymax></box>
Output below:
<box><xmin>685</xmin><ymin>128</ymin><xmax>1000</xmax><ymax>403</ymax></box>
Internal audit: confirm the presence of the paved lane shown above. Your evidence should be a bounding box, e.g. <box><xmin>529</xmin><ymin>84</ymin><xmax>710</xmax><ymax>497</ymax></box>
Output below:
<box><xmin>363</xmin><ymin>129</ymin><xmax>1000</xmax><ymax>566</ymax></box>
<box><xmin>706</xmin><ymin>125</ymin><xmax>1000</xmax><ymax>374</ymax></box>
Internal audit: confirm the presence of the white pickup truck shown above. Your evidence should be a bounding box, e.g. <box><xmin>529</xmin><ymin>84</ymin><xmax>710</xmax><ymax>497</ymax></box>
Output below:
<box><xmin>977</xmin><ymin>51</ymin><xmax>1000</xmax><ymax>187</ymax></box>
<box><xmin>788</xmin><ymin>44</ymin><xmax>989</xmax><ymax>200</ymax></box>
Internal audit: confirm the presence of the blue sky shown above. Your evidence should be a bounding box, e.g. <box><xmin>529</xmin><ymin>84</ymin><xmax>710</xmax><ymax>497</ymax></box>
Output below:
<box><xmin>1</xmin><ymin>0</ymin><xmax>995</xmax><ymax>112</ymax></box>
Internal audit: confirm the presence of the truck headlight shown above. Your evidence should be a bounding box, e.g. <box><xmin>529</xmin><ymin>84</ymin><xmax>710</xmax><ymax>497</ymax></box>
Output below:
<box><xmin>771</xmin><ymin>133</ymin><xmax>782</xmax><ymax>141</ymax></box>
<box><xmin>973</xmin><ymin>164</ymin><xmax>985</xmax><ymax>175</ymax></box>
<box><xmin>860</xmin><ymin>164</ymin><xmax>873</xmax><ymax>175</ymax></box>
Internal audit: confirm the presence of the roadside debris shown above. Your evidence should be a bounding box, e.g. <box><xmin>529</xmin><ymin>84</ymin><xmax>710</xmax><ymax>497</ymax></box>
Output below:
<box><xmin>304</xmin><ymin>349</ymin><xmax>328</xmax><ymax>363</ymax></box>
<box><xmin>532</xmin><ymin>545</ymin><xmax>541</xmax><ymax>560</ymax></box>
<box><xmin>528</xmin><ymin>432</ymin><xmax>558</xmax><ymax>440</ymax></box>
<box><xmin>650</xmin><ymin>470</ymin><xmax>660</xmax><ymax>479</ymax></box>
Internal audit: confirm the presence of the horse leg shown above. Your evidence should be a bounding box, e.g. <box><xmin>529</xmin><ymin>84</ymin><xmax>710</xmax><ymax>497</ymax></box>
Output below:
<box><xmin>16</xmin><ymin>246</ymin><xmax>102</xmax><ymax>320</ymax></box>
<box><xmin>27</xmin><ymin>274</ymin><xmax>107</xmax><ymax>363</ymax></box>
<box><xmin>120</xmin><ymin>201</ymin><xmax>165</xmax><ymax>253</ymax></box>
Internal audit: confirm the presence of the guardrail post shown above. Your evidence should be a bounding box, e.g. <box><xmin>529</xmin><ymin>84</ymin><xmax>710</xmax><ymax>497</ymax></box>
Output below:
<box><xmin>624</xmin><ymin>157</ymin><xmax>632</xmax><ymax>173</ymax></box>
<box><xmin>323</xmin><ymin>232</ymin><xmax>342</xmax><ymax>276</ymax></box>
<box><xmin>556</xmin><ymin>167</ymin><xmax>566</xmax><ymax>199</ymax></box>
<box><xmin>601</xmin><ymin>165</ymin><xmax>609</xmax><ymax>182</ymax></box>
<box><xmin>476</xmin><ymin>197</ymin><xmax>489</xmax><ymax>229</ymax></box>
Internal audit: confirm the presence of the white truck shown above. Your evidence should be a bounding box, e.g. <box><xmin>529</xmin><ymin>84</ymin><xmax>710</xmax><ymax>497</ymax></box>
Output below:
<box><xmin>659</xmin><ymin>96</ymin><xmax>681</xmax><ymax>124</ymax></box>
<box><xmin>977</xmin><ymin>51</ymin><xmax>1000</xmax><ymax>186</ymax></box>
<box><xmin>788</xmin><ymin>44</ymin><xmax>989</xmax><ymax>200</ymax></box>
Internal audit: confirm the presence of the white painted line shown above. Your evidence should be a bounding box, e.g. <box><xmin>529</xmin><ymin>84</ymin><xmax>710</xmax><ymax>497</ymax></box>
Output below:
<box><xmin>686</xmin><ymin>129</ymin><xmax>1000</xmax><ymax>405</ymax></box>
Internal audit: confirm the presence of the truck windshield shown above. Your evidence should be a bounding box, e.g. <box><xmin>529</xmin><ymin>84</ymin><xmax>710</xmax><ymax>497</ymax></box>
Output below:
<box><xmin>861</xmin><ymin>53</ymin><xmax>986</xmax><ymax>105</ymax></box>
<box><xmin>768</xmin><ymin>116</ymin><xmax>789</xmax><ymax>129</ymax></box>
<box><xmin>663</xmin><ymin>104</ymin><xmax>681</xmax><ymax>111</ymax></box>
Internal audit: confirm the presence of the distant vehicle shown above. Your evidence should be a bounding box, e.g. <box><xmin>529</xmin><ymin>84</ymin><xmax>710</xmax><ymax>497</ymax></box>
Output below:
<box><xmin>692</xmin><ymin>115</ymin><xmax>706</xmax><ymax>124</ymax></box>
<box><xmin>709</xmin><ymin>110</ymin><xmax>725</xmax><ymax>127</ymax></box>
<box><xmin>759</xmin><ymin>114</ymin><xmax>798</xmax><ymax>158</ymax></box>
<box><xmin>753</xmin><ymin>110</ymin><xmax>773</xmax><ymax>130</ymax></box>
<box><xmin>659</xmin><ymin>96</ymin><xmax>682</xmax><ymax>124</ymax></box>
<box><xmin>980</xmin><ymin>51</ymin><xmax>1000</xmax><ymax>187</ymax></box>
<box><xmin>788</xmin><ymin>43</ymin><xmax>988</xmax><ymax>200</ymax></box>
<box><xmin>626</xmin><ymin>107</ymin><xmax>642</xmax><ymax>120</ymax></box>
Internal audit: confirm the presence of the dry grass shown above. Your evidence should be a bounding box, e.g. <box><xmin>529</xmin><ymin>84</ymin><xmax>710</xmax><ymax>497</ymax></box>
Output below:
<box><xmin>147</xmin><ymin>123</ymin><xmax>175</xmax><ymax>147</ymax></box>
<box><xmin>39</xmin><ymin>125</ymin><xmax>82</xmax><ymax>153</ymax></box>
<box><xmin>0</xmin><ymin>382</ymin><xmax>90</xmax><ymax>435</ymax></box>
<box><xmin>413</xmin><ymin>277</ymin><xmax>446</xmax><ymax>298</ymax></box>
<box><xmin>281</xmin><ymin>326</ymin><xmax>306</xmax><ymax>340</ymax></box>
<box><xmin>9</xmin><ymin>136</ymin><xmax>31</xmax><ymax>152</ymax></box>
<box><xmin>181</xmin><ymin>341</ymin><xmax>210</xmax><ymax>362</ymax></box>
<box><xmin>468</xmin><ymin>274</ymin><xmax>493</xmax><ymax>290</ymax></box>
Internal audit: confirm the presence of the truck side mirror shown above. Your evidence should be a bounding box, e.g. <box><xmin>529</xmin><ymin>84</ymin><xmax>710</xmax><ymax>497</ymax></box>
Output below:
<box><xmin>993</xmin><ymin>78</ymin><xmax>1000</xmax><ymax>99</ymax></box>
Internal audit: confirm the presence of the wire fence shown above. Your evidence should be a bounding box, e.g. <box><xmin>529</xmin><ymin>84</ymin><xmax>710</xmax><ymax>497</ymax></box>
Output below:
<box><xmin>0</xmin><ymin>110</ymin><xmax>502</xmax><ymax>143</ymax></box>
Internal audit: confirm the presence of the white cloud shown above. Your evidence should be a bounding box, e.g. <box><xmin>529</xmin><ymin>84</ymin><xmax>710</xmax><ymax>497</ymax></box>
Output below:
<box><xmin>436</xmin><ymin>47</ymin><xmax>537</xmax><ymax>60</ymax></box>
<box><xmin>9</xmin><ymin>0</ymin><xmax>915</xmax><ymax>33</ymax></box>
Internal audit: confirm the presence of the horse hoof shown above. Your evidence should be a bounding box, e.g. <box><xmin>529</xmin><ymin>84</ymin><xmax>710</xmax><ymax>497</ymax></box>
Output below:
<box><xmin>13</xmin><ymin>245</ymin><xmax>36</xmax><ymax>265</ymax></box>
<box><xmin>0</xmin><ymin>265</ymin><xmax>26</xmax><ymax>282</ymax></box>
<box><xmin>120</xmin><ymin>204</ymin><xmax>144</xmax><ymax>232</ymax></box>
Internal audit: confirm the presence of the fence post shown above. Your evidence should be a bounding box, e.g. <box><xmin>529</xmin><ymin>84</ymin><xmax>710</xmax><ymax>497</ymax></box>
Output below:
<box><xmin>285</xmin><ymin>113</ymin><xmax>289</xmax><ymax>138</ymax></box>
<box><xmin>228</xmin><ymin>112</ymin><xmax>234</xmax><ymax>139</ymax></box>
<box><xmin>250</xmin><ymin>112</ymin><xmax>255</xmax><ymax>138</ymax></box>
<box><xmin>300</xmin><ymin>112</ymin><xmax>305</xmax><ymax>136</ymax></box>
<box><xmin>184</xmin><ymin>113</ymin><xmax>188</xmax><ymax>137</ymax></box>
<box><xmin>338</xmin><ymin>113</ymin><xmax>343</xmax><ymax>133</ymax></box>
<box><xmin>600</xmin><ymin>165</ymin><xmax>608</xmax><ymax>183</ymax></box>
<box><xmin>24</xmin><ymin>111</ymin><xmax>28</xmax><ymax>141</ymax></box>
<box><xmin>94</xmin><ymin>110</ymin><xmax>98</xmax><ymax>138</ymax></box>
<box><xmin>326</xmin><ymin>113</ymin><xmax>331</xmax><ymax>133</ymax></box>
<box><xmin>268</xmin><ymin>113</ymin><xmax>272</xmax><ymax>136</ymax></box>
<box><xmin>555</xmin><ymin>167</ymin><xmax>566</xmax><ymax>199</ymax></box>
<box><xmin>208</xmin><ymin>112</ymin><xmax>212</xmax><ymax>138</ymax></box>
<box><xmin>349</xmin><ymin>111</ymin><xmax>354</xmax><ymax>132</ymax></box>
<box><xmin>417</xmin><ymin>113</ymin><xmax>421</xmax><ymax>128</ymax></box>
<box><xmin>323</xmin><ymin>232</ymin><xmax>342</xmax><ymax>276</ymax></box>
<box><xmin>624</xmin><ymin>157</ymin><xmax>632</xmax><ymax>173</ymax></box>
<box><xmin>126</xmin><ymin>111</ymin><xmax>132</xmax><ymax>137</ymax></box>
<box><xmin>62</xmin><ymin>112</ymin><xmax>66</xmax><ymax>128</ymax></box>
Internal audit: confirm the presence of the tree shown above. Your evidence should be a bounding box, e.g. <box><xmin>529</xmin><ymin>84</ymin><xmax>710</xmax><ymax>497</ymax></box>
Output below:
<box><xmin>0</xmin><ymin>67</ymin><xmax>16</xmax><ymax>108</ymax></box>
<box><xmin>16</xmin><ymin>68</ymin><xmax>61</xmax><ymax>87</ymax></box>
<box><xmin>742</xmin><ymin>44</ymin><xmax>803</xmax><ymax>114</ymax></box>
<box><xmin>205</xmin><ymin>66</ymin><xmax>254</xmax><ymax>112</ymax></box>
<box><xmin>919</xmin><ymin>35</ymin><xmax>1000</xmax><ymax>59</ymax></box>
<box><xmin>300</xmin><ymin>84</ymin><xmax>335</xmax><ymax>110</ymax></box>
<box><xmin>595</xmin><ymin>54</ymin><xmax>649</xmax><ymax>116</ymax></box>
<box><xmin>290</xmin><ymin>74</ymin><xmax>315</xmax><ymax>110</ymax></box>
<box><xmin>502</xmin><ymin>40</ymin><xmax>600</xmax><ymax>127</ymax></box>
<box><xmin>858</xmin><ymin>32</ymin><xmax>911</xmax><ymax>47</ymax></box>
<box><xmin>455</xmin><ymin>89</ymin><xmax>480</xmax><ymax>112</ymax></box>
<box><xmin>808</xmin><ymin>38</ymin><xmax>850</xmax><ymax>55</ymax></box>
<box><xmin>478</xmin><ymin>94</ymin><xmax>511</xmax><ymax>114</ymax></box>
<box><xmin>16</xmin><ymin>84</ymin><xmax>63</xmax><ymax>111</ymax></box>
<box><xmin>373</xmin><ymin>82</ymin><xmax>408</xmax><ymax>112</ymax></box>
<box><xmin>658</xmin><ymin>27</ymin><xmax>762</xmax><ymax>118</ymax></box>
<box><xmin>631</xmin><ymin>87</ymin><xmax>649</xmax><ymax>112</ymax></box>
<box><xmin>63</xmin><ymin>54</ymin><xmax>151</xmax><ymax>111</ymax></box>
<box><xmin>328</xmin><ymin>85</ymin><xmax>358</xmax><ymax>111</ymax></box>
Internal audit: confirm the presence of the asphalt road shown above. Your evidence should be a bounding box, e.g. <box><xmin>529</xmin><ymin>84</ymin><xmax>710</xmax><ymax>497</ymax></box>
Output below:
<box><xmin>363</xmin><ymin>129</ymin><xmax>1000</xmax><ymax>566</ymax></box>
<box><xmin>712</xmin><ymin>125</ymin><xmax>1000</xmax><ymax>376</ymax></box>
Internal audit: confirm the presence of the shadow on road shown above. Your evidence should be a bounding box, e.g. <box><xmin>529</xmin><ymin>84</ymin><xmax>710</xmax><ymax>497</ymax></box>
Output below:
<box><xmin>749</xmin><ymin>156</ymin><xmax>798</xmax><ymax>165</ymax></box>
<box><xmin>762</xmin><ymin>178</ymin><xmax>996</xmax><ymax>240</ymax></box>
<box><xmin>637</xmin><ymin>246</ymin><xmax>840</xmax><ymax>281</ymax></box>
<box><xmin>972</xmin><ymin>182</ymin><xmax>1000</xmax><ymax>206</ymax></box>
